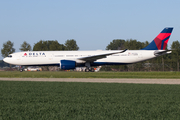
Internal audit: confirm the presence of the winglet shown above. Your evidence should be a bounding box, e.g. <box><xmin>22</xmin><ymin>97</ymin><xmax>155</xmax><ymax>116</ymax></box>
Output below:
<box><xmin>141</xmin><ymin>27</ymin><xmax>173</xmax><ymax>50</ymax></box>
<box><xmin>120</xmin><ymin>49</ymin><xmax>128</xmax><ymax>53</ymax></box>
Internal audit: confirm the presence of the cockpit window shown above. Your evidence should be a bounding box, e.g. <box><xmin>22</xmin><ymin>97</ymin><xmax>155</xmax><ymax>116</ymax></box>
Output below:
<box><xmin>7</xmin><ymin>55</ymin><xmax>12</xmax><ymax>58</ymax></box>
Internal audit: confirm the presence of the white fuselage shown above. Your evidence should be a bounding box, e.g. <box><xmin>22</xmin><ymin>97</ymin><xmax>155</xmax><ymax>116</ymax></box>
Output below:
<box><xmin>3</xmin><ymin>50</ymin><xmax>159</xmax><ymax>67</ymax></box>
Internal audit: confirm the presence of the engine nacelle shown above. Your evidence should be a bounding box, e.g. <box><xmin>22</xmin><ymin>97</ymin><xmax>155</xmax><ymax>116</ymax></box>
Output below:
<box><xmin>60</xmin><ymin>60</ymin><xmax>76</xmax><ymax>70</ymax></box>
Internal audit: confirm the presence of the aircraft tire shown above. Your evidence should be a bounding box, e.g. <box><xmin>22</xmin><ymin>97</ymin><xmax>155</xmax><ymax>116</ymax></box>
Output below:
<box><xmin>91</xmin><ymin>68</ymin><xmax>95</xmax><ymax>72</ymax></box>
<box><xmin>85</xmin><ymin>69</ymin><xmax>89</xmax><ymax>72</ymax></box>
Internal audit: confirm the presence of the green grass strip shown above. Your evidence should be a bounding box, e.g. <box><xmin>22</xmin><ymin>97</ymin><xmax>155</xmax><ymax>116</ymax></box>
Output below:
<box><xmin>0</xmin><ymin>71</ymin><xmax>180</xmax><ymax>78</ymax></box>
<box><xmin>0</xmin><ymin>81</ymin><xmax>180</xmax><ymax>119</ymax></box>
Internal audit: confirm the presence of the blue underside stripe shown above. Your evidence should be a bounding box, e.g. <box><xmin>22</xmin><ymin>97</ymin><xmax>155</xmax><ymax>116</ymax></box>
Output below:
<box><xmin>78</xmin><ymin>62</ymin><xmax>128</xmax><ymax>67</ymax></box>
<box><xmin>25</xmin><ymin>63</ymin><xmax>60</xmax><ymax>66</ymax></box>
<box><xmin>24</xmin><ymin>62</ymin><xmax>128</xmax><ymax>67</ymax></box>
<box><xmin>92</xmin><ymin>62</ymin><xmax>128</xmax><ymax>66</ymax></box>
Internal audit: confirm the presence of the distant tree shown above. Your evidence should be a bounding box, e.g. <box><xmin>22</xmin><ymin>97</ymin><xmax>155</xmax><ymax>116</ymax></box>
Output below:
<box><xmin>124</xmin><ymin>39</ymin><xmax>148</xmax><ymax>50</ymax></box>
<box><xmin>19</xmin><ymin>41</ymin><xmax>32</xmax><ymax>51</ymax></box>
<box><xmin>64</xmin><ymin>39</ymin><xmax>79</xmax><ymax>50</ymax></box>
<box><xmin>1</xmin><ymin>40</ymin><xmax>15</xmax><ymax>58</ymax></box>
<box><xmin>33</xmin><ymin>40</ymin><xmax>65</xmax><ymax>51</ymax></box>
<box><xmin>141</xmin><ymin>41</ymin><xmax>149</xmax><ymax>48</ymax></box>
<box><xmin>171</xmin><ymin>40</ymin><xmax>180</xmax><ymax>71</ymax></box>
<box><xmin>49</xmin><ymin>40</ymin><xmax>65</xmax><ymax>51</ymax></box>
<box><xmin>106</xmin><ymin>39</ymin><xmax>125</xmax><ymax>50</ymax></box>
<box><xmin>33</xmin><ymin>40</ymin><xmax>48</xmax><ymax>51</ymax></box>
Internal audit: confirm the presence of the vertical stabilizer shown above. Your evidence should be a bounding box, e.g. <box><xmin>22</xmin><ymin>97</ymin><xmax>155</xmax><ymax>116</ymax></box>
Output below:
<box><xmin>142</xmin><ymin>27</ymin><xmax>173</xmax><ymax>50</ymax></box>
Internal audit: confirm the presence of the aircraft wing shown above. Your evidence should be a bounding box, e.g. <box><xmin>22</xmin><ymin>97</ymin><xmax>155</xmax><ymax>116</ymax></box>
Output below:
<box><xmin>78</xmin><ymin>49</ymin><xmax>127</xmax><ymax>62</ymax></box>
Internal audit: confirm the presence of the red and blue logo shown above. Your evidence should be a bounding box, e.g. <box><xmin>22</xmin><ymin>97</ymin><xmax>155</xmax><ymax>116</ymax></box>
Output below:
<box><xmin>142</xmin><ymin>28</ymin><xmax>173</xmax><ymax>50</ymax></box>
<box><xmin>154</xmin><ymin>32</ymin><xmax>171</xmax><ymax>50</ymax></box>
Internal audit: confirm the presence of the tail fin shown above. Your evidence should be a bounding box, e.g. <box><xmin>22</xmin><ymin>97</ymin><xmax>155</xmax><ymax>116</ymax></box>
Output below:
<box><xmin>141</xmin><ymin>27</ymin><xmax>173</xmax><ymax>50</ymax></box>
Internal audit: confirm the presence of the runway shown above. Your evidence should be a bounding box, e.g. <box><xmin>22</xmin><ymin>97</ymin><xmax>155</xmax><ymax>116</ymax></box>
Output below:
<box><xmin>1</xmin><ymin>78</ymin><xmax>180</xmax><ymax>84</ymax></box>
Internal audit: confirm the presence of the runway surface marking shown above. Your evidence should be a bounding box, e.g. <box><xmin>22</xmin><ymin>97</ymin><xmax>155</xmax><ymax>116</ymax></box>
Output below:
<box><xmin>1</xmin><ymin>78</ymin><xmax>180</xmax><ymax>84</ymax></box>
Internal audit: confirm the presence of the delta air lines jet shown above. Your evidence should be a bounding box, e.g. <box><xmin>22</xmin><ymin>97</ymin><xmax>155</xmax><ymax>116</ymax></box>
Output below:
<box><xmin>3</xmin><ymin>27</ymin><xmax>173</xmax><ymax>72</ymax></box>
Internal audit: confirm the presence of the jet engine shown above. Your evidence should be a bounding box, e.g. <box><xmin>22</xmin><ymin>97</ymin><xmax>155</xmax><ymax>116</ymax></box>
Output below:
<box><xmin>60</xmin><ymin>60</ymin><xmax>76</xmax><ymax>70</ymax></box>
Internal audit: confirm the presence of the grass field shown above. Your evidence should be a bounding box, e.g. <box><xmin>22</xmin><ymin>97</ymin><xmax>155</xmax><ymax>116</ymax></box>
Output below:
<box><xmin>1</xmin><ymin>71</ymin><xmax>180</xmax><ymax>78</ymax></box>
<box><xmin>0</xmin><ymin>81</ymin><xmax>180</xmax><ymax>119</ymax></box>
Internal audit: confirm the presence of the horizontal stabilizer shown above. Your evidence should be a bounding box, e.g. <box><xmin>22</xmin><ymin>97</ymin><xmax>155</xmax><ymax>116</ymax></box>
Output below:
<box><xmin>154</xmin><ymin>50</ymin><xmax>172</xmax><ymax>56</ymax></box>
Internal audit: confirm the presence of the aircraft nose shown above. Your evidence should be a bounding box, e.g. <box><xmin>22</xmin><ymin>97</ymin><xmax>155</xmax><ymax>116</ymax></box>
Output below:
<box><xmin>3</xmin><ymin>58</ymin><xmax>8</xmax><ymax>63</ymax></box>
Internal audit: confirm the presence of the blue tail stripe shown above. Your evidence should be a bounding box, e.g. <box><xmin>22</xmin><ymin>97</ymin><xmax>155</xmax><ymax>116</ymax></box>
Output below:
<box><xmin>161</xmin><ymin>28</ymin><xmax>173</xmax><ymax>33</ymax></box>
<box><xmin>161</xmin><ymin>36</ymin><xmax>170</xmax><ymax>50</ymax></box>
<box><xmin>141</xmin><ymin>40</ymin><xmax>158</xmax><ymax>50</ymax></box>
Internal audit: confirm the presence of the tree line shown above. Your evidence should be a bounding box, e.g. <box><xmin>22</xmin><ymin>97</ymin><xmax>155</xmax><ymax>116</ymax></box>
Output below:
<box><xmin>1</xmin><ymin>39</ymin><xmax>180</xmax><ymax>71</ymax></box>
<box><xmin>1</xmin><ymin>39</ymin><xmax>79</xmax><ymax>58</ymax></box>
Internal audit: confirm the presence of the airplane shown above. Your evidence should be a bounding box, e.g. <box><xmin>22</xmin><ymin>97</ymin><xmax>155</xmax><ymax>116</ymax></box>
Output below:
<box><xmin>3</xmin><ymin>27</ymin><xmax>173</xmax><ymax>72</ymax></box>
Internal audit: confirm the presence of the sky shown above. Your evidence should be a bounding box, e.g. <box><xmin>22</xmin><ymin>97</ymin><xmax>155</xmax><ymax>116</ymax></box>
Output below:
<box><xmin>0</xmin><ymin>0</ymin><xmax>180</xmax><ymax>60</ymax></box>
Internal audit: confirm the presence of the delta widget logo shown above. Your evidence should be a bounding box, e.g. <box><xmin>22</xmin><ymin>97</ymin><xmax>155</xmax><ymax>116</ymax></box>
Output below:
<box><xmin>24</xmin><ymin>53</ymin><xmax>27</xmax><ymax>56</ymax></box>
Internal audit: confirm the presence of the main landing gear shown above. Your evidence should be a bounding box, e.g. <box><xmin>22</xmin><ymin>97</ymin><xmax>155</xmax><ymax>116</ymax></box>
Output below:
<box><xmin>85</xmin><ymin>62</ymin><xmax>95</xmax><ymax>72</ymax></box>
<box><xmin>85</xmin><ymin>68</ymin><xmax>95</xmax><ymax>72</ymax></box>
